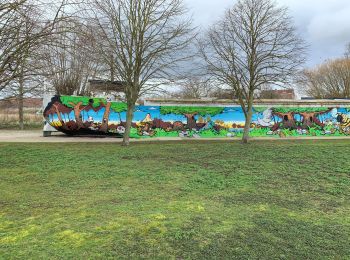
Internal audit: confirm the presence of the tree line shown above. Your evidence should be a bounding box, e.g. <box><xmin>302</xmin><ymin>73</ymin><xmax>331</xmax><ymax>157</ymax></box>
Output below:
<box><xmin>301</xmin><ymin>45</ymin><xmax>350</xmax><ymax>99</ymax></box>
<box><xmin>1</xmin><ymin>0</ymin><xmax>312</xmax><ymax>144</ymax></box>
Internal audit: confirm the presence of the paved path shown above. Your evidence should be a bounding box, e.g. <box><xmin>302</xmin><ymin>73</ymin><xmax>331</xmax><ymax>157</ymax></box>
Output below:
<box><xmin>0</xmin><ymin>130</ymin><xmax>126</xmax><ymax>143</ymax></box>
<box><xmin>1</xmin><ymin>130</ymin><xmax>350</xmax><ymax>143</ymax></box>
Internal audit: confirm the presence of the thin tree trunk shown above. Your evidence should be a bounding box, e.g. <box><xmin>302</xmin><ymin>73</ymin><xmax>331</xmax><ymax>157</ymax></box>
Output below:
<box><xmin>110</xmin><ymin>69</ymin><xmax>115</xmax><ymax>82</ymax></box>
<box><xmin>184</xmin><ymin>113</ymin><xmax>197</xmax><ymax>130</ymax></box>
<box><xmin>53</xmin><ymin>104</ymin><xmax>64</xmax><ymax>124</ymax></box>
<box><xmin>69</xmin><ymin>102</ymin><xmax>84</xmax><ymax>129</ymax></box>
<box><xmin>242</xmin><ymin>96</ymin><xmax>254</xmax><ymax>144</ymax></box>
<box><xmin>18</xmin><ymin>93</ymin><xmax>24</xmax><ymax>130</ymax></box>
<box><xmin>18</xmin><ymin>75</ymin><xmax>24</xmax><ymax>130</ymax></box>
<box><xmin>110</xmin><ymin>56</ymin><xmax>115</xmax><ymax>81</ymax></box>
<box><xmin>242</xmin><ymin>108</ymin><xmax>253</xmax><ymax>144</ymax></box>
<box><xmin>122</xmin><ymin>104</ymin><xmax>134</xmax><ymax>146</ymax></box>
<box><xmin>100</xmin><ymin>102</ymin><xmax>112</xmax><ymax>133</ymax></box>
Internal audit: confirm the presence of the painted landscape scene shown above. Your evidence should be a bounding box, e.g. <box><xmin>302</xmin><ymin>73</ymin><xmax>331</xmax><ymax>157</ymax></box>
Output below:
<box><xmin>44</xmin><ymin>95</ymin><xmax>350</xmax><ymax>138</ymax></box>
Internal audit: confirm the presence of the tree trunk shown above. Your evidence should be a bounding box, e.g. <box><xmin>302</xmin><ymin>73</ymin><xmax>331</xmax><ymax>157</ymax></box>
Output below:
<box><xmin>18</xmin><ymin>96</ymin><xmax>24</xmax><ymax>130</ymax></box>
<box><xmin>184</xmin><ymin>113</ymin><xmax>197</xmax><ymax>130</ymax></box>
<box><xmin>110</xmin><ymin>62</ymin><xmax>115</xmax><ymax>81</ymax></box>
<box><xmin>299</xmin><ymin>112</ymin><xmax>324</xmax><ymax>128</ymax></box>
<box><xmin>53</xmin><ymin>104</ymin><xmax>64</xmax><ymax>124</ymax></box>
<box><xmin>273</xmin><ymin>112</ymin><xmax>297</xmax><ymax>130</ymax></box>
<box><xmin>100</xmin><ymin>102</ymin><xmax>112</xmax><ymax>133</ymax></box>
<box><xmin>17</xmin><ymin>71</ymin><xmax>24</xmax><ymax>130</ymax></box>
<box><xmin>18</xmin><ymin>89</ymin><xmax>24</xmax><ymax>130</ymax></box>
<box><xmin>69</xmin><ymin>102</ymin><xmax>84</xmax><ymax>129</ymax></box>
<box><xmin>242</xmin><ymin>106</ymin><xmax>253</xmax><ymax>144</ymax></box>
<box><xmin>122</xmin><ymin>104</ymin><xmax>135</xmax><ymax>146</ymax></box>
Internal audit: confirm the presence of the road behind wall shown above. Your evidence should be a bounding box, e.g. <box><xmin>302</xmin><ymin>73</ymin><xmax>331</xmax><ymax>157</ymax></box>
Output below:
<box><xmin>1</xmin><ymin>130</ymin><xmax>350</xmax><ymax>143</ymax></box>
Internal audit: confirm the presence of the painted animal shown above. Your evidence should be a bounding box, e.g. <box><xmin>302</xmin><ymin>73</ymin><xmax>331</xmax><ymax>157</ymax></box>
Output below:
<box><xmin>137</xmin><ymin>122</ymin><xmax>155</xmax><ymax>136</ymax></box>
<box><xmin>337</xmin><ymin>113</ymin><xmax>350</xmax><ymax>132</ymax></box>
<box><xmin>173</xmin><ymin>121</ymin><xmax>184</xmax><ymax>131</ymax></box>
<box><xmin>256</xmin><ymin>108</ymin><xmax>274</xmax><ymax>127</ymax></box>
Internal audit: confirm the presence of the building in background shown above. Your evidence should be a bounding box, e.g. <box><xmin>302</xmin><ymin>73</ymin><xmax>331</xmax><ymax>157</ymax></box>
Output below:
<box><xmin>88</xmin><ymin>80</ymin><xmax>125</xmax><ymax>101</ymax></box>
<box><xmin>0</xmin><ymin>97</ymin><xmax>42</xmax><ymax>110</ymax></box>
<box><xmin>259</xmin><ymin>89</ymin><xmax>296</xmax><ymax>100</ymax></box>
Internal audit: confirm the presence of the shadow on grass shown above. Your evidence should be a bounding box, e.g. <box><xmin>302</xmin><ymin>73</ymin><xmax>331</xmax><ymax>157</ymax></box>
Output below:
<box><xmin>109</xmin><ymin>213</ymin><xmax>350</xmax><ymax>259</ymax></box>
<box><xmin>197</xmin><ymin>214</ymin><xmax>350</xmax><ymax>259</ymax></box>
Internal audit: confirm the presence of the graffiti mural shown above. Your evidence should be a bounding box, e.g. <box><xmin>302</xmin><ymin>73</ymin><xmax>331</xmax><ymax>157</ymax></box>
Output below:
<box><xmin>43</xmin><ymin>95</ymin><xmax>350</xmax><ymax>138</ymax></box>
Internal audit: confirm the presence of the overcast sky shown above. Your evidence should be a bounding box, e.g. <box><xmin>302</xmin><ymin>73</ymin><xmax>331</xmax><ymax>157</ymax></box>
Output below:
<box><xmin>184</xmin><ymin>0</ymin><xmax>350</xmax><ymax>68</ymax></box>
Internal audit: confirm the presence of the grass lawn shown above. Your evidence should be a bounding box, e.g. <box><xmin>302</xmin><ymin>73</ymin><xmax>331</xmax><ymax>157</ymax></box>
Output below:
<box><xmin>0</xmin><ymin>140</ymin><xmax>350</xmax><ymax>259</ymax></box>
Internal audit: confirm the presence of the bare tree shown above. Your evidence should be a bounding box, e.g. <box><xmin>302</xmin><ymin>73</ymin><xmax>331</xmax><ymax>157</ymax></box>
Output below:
<box><xmin>345</xmin><ymin>43</ymin><xmax>350</xmax><ymax>59</ymax></box>
<box><xmin>86</xmin><ymin>22</ymin><xmax>119</xmax><ymax>82</ymax></box>
<box><xmin>0</xmin><ymin>0</ymin><xmax>27</xmax><ymax>90</ymax></box>
<box><xmin>199</xmin><ymin>0</ymin><xmax>305</xmax><ymax>143</ymax></box>
<box><xmin>39</xmin><ymin>17</ymin><xmax>101</xmax><ymax>95</ymax></box>
<box><xmin>208</xmin><ymin>87</ymin><xmax>236</xmax><ymax>100</ymax></box>
<box><xmin>1</xmin><ymin>0</ymin><xmax>70</xmax><ymax>129</ymax></box>
<box><xmin>302</xmin><ymin>58</ymin><xmax>350</xmax><ymax>99</ymax></box>
<box><xmin>0</xmin><ymin>0</ymin><xmax>68</xmax><ymax>92</ymax></box>
<box><xmin>3</xmin><ymin>46</ymin><xmax>46</xmax><ymax>129</ymax></box>
<box><xmin>170</xmin><ymin>78</ymin><xmax>236</xmax><ymax>100</ymax></box>
<box><xmin>85</xmin><ymin>0</ymin><xmax>194</xmax><ymax>146</ymax></box>
<box><xmin>171</xmin><ymin>78</ymin><xmax>211</xmax><ymax>99</ymax></box>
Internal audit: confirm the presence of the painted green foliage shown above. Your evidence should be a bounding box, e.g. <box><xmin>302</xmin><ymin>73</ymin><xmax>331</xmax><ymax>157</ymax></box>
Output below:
<box><xmin>273</xmin><ymin>107</ymin><xmax>330</xmax><ymax>113</ymax></box>
<box><xmin>160</xmin><ymin>106</ymin><xmax>224</xmax><ymax>116</ymax></box>
<box><xmin>60</xmin><ymin>95</ymin><xmax>127</xmax><ymax>112</ymax></box>
<box><xmin>60</xmin><ymin>96</ymin><xmax>106</xmax><ymax>108</ymax></box>
<box><xmin>110</xmin><ymin>103</ymin><xmax>127</xmax><ymax>113</ymax></box>
<box><xmin>253</xmin><ymin>107</ymin><xmax>268</xmax><ymax>113</ymax></box>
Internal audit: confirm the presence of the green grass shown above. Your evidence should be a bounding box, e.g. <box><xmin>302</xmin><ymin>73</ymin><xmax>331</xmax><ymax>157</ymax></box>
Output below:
<box><xmin>155</xmin><ymin>128</ymin><xmax>181</xmax><ymax>138</ymax></box>
<box><xmin>0</xmin><ymin>141</ymin><xmax>350</xmax><ymax>259</ymax></box>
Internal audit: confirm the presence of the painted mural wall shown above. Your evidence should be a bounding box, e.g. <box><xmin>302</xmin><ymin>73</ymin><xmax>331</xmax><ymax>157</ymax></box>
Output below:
<box><xmin>43</xmin><ymin>95</ymin><xmax>350</xmax><ymax>138</ymax></box>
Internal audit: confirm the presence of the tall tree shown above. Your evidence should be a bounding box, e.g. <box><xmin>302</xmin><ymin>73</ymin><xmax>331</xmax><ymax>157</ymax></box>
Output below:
<box><xmin>0</xmin><ymin>0</ymin><xmax>68</xmax><ymax>92</ymax></box>
<box><xmin>199</xmin><ymin>0</ymin><xmax>305</xmax><ymax>143</ymax></box>
<box><xmin>302</xmin><ymin>58</ymin><xmax>350</xmax><ymax>99</ymax></box>
<box><xmin>1</xmin><ymin>0</ymin><xmax>69</xmax><ymax>129</ymax></box>
<box><xmin>39</xmin><ymin>17</ymin><xmax>101</xmax><ymax>96</ymax></box>
<box><xmin>170</xmin><ymin>78</ymin><xmax>211</xmax><ymax>99</ymax></box>
<box><xmin>85</xmin><ymin>0</ymin><xmax>193</xmax><ymax>146</ymax></box>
